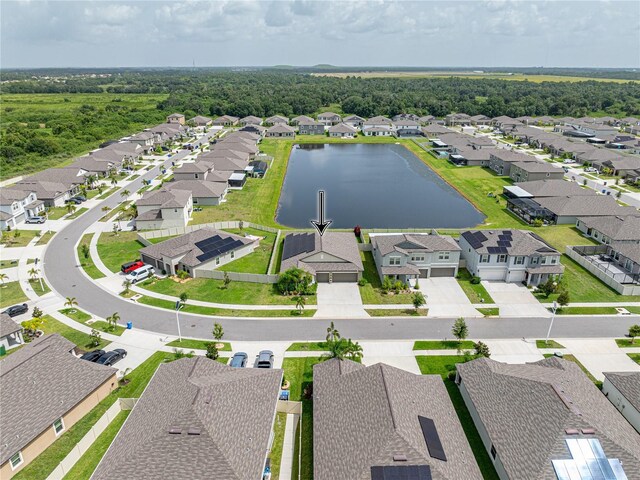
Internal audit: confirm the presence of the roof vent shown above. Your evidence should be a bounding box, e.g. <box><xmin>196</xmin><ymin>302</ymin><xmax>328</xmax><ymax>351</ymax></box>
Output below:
<box><xmin>565</xmin><ymin>428</ymin><xmax>580</xmax><ymax>435</ymax></box>
<box><xmin>187</xmin><ymin>427</ymin><xmax>201</xmax><ymax>435</ymax></box>
<box><xmin>168</xmin><ymin>426</ymin><xmax>182</xmax><ymax>434</ymax></box>
<box><xmin>581</xmin><ymin>428</ymin><xmax>596</xmax><ymax>435</ymax></box>
<box><xmin>393</xmin><ymin>454</ymin><xmax>407</xmax><ymax>462</ymax></box>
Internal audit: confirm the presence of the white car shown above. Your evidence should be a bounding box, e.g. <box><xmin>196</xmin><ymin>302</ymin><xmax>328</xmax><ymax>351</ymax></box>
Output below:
<box><xmin>125</xmin><ymin>264</ymin><xmax>155</xmax><ymax>283</ymax></box>
<box><xmin>562</xmin><ymin>159</ymin><xmax>573</xmax><ymax>164</ymax></box>
<box><xmin>584</xmin><ymin>167</ymin><xmax>597</xmax><ymax>173</ymax></box>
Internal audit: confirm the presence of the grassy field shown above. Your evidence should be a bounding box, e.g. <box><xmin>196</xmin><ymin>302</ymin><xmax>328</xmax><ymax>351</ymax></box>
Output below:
<box><xmin>37</xmin><ymin>315</ymin><xmax>111</xmax><ymax>351</ymax></box>
<box><xmin>1</xmin><ymin>229</ymin><xmax>40</xmax><ymax>247</ymax></box>
<box><xmin>629</xmin><ymin>354</ymin><xmax>640</xmax><ymax>364</ymax></box>
<box><xmin>218</xmin><ymin>227</ymin><xmax>277</xmax><ymax>274</ymax></box>
<box><xmin>96</xmin><ymin>231</ymin><xmax>144</xmax><ymax>273</ymax></box>
<box><xmin>77</xmin><ymin>233</ymin><xmax>106</xmax><ymax>279</ymax></box>
<box><xmin>413</xmin><ymin>340</ymin><xmax>476</xmax><ymax>350</ymax></box>
<box><xmin>477</xmin><ymin>307</ymin><xmax>499</xmax><ymax>316</ymax></box>
<box><xmin>59</xmin><ymin>308</ymin><xmax>126</xmax><ymax>336</ymax></box>
<box><xmin>66</xmin><ymin>207</ymin><xmax>89</xmax><ymax>220</ymax></box>
<box><xmin>0</xmin><ymin>259</ymin><xmax>19</xmax><ymax>269</ymax></box>
<box><xmin>615</xmin><ymin>338</ymin><xmax>640</xmax><ymax>348</ymax></box>
<box><xmin>0</xmin><ymin>281</ymin><xmax>28</xmax><ymax>308</ymax></box>
<box><xmin>456</xmin><ymin>268</ymin><xmax>494</xmax><ymax>303</ymax></box>
<box><xmin>287</xmin><ymin>341</ymin><xmax>329</xmax><ymax>352</ymax></box>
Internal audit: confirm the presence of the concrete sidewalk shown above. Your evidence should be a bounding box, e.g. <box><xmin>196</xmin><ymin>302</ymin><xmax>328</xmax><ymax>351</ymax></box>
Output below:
<box><xmin>561</xmin><ymin>339</ymin><xmax>640</xmax><ymax>381</ymax></box>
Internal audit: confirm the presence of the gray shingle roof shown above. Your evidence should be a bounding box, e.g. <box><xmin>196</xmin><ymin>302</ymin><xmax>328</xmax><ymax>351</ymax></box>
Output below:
<box><xmin>328</xmin><ymin>123</ymin><xmax>357</xmax><ymax>134</ymax></box>
<box><xmin>91</xmin><ymin>357</ymin><xmax>281</xmax><ymax>480</ymax></box>
<box><xmin>0</xmin><ymin>334</ymin><xmax>116</xmax><ymax>464</ymax></box>
<box><xmin>457</xmin><ymin>357</ymin><xmax>640</xmax><ymax>480</ymax></box>
<box><xmin>0</xmin><ymin>313</ymin><xmax>22</xmax><ymax>337</ymax></box>
<box><xmin>604</xmin><ymin>371</ymin><xmax>640</xmax><ymax>412</ymax></box>
<box><xmin>535</xmin><ymin>195</ymin><xmax>639</xmax><ymax>218</ymax></box>
<box><xmin>371</xmin><ymin>234</ymin><xmax>460</xmax><ymax>257</ymax></box>
<box><xmin>280</xmin><ymin>232</ymin><xmax>363</xmax><ymax>274</ymax></box>
<box><xmin>136</xmin><ymin>188</ymin><xmax>191</xmax><ymax>209</ymax></box>
<box><xmin>0</xmin><ymin>188</ymin><xmax>30</xmax><ymax>205</ymax></box>
<box><xmin>461</xmin><ymin>229</ymin><xmax>560</xmax><ymax>257</ymax></box>
<box><xmin>515</xmin><ymin>180</ymin><xmax>596</xmax><ymax>198</ymax></box>
<box><xmin>578</xmin><ymin>215</ymin><xmax>640</xmax><ymax>241</ymax></box>
<box><xmin>511</xmin><ymin>161</ymin><xmax>560</xmax><ymax>173</ymax></box>
<box><xmin>164</xmin><ymin>180</ymin><xmax>227</xmax><ymax>199</ymax></box>
<box><xmin>313</xmin><ymin>359</ymin><xmax>482</xmax><ymax>480</ymax></box>
<box><xmin>609</xmin><ymin>242</ymin><xmax>640</xmax><ymax>265</ymax></box>
<box><xmin>266</xmin><ymin>124</ymin><xmax>295</xmax><ymax>134</ymax></box>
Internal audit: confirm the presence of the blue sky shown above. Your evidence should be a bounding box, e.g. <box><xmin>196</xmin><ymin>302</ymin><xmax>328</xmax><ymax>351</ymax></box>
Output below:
<box><xmin>2</xmin><ymin>0</ymin><xmax>638</xmax><ymax>69</ymax></box>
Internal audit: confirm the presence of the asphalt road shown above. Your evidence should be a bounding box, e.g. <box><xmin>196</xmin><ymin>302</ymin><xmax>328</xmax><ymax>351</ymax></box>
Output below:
<box><xmin>43</xmin><ymin>136</ymin><xmax>640</xmax><ymax>342</ymax></box>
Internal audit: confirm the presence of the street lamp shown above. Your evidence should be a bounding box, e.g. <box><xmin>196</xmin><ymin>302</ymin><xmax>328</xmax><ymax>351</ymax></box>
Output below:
<box><xmin>545</xmin><ymin>300</ymin><xmax>558</xmax><ymax>346</ymax></box>
<box><xmin>175</xmin><ymin>300</ymin><xmax>183</xmax><ymax>342</ymax></box>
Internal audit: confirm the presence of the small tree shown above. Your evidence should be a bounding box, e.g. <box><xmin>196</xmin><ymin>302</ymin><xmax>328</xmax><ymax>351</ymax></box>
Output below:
<box><xmin>122</xmin><ymin>279</ymin><xmax>132</xmax><ymax>295</ymax></box>
<box><xmin>89</xmin><ymin>328</ymin><xmax>101</xmax><ymax>347</ymax></box>
<box><xmin>537</xmin><ymin>276</ymin><xmax>557</xmax><ymax>298</ymax></box>
<box><xmin>112</xmin><ymin>223</ymin><xmax>120</xmax><ymax>236</ymax></box>
<box><xmin>557</xmin><ymin>289</ymin><xmax>570</xmax><ymax>309</ymax></box>
<box><xmin>382</xmin><ymin>276</ymin><xmax>393</xmax><ymax>293</ymax></box>
<box><xmin>32</xmin><ymin>306</ymin><xmax>43</xmax><ymax>319</ymax></box>
<box><xmin>294</xmin><ymin>294</ymin><xmax>306</xmax><ymax>314</ymax></box>
<box><xmin>223</xmin><ymin>271</ymin><xmax>231</xmax><ymax>289</ymax></box>
<box><xmin>28</xmin><ymin>267</ymin><xmax>39</xmax><ymax>281</ymax></box>
<box><xmin>205</xmin><ymin>343</ymin><xmax>219</xmax><ymax>360</ymax></box>
<box><xmin>66</xmin><ymin>203</ymin><xmax>77</xmax><ymax>215</ymax></box>
<box><xmin>474</xmin><ymin>341</ymin><xmax>491</xmax><ymax>358</ymax></box>
<box><xmin>80</xmin><ymin>243</ymin><xmax>90</xmax><ymax>260</ymax></box>
<box><xmin>101</xmin><ymin>205</ymin><xmax>111</xmax><ymax>214</ymax></box>
<box><xmin>213</xmin><ymin>322</ymin><xmax>224</xmax><ymax>342</ymax></box>
<box><xmin>107</xmin><ymin>312</ymin><xmax>120</xmax><ymax>332</ymax></box>
<box><xmin>412</xmin><ymin>291</ymin><xmax>426</xmax><ymax>312</ymax></box>
<box><xmin>179</xmin><ymin>292</ymin><xmax>189</xmax><ymax>307</ymax></box>
<box><xmin>120</xmin><ymin>189</ymin><xmax>131</xmax><ymax>200</ymax></box>
<box><xmin>629</xmin><ymin>324</ymin><xmax>640</xmax><ymax>345</ymax></box>
<box><xmin>0</xmin><ymin>273</ymin><xmax>7</xmax><ymax>285</ymax></box>
<box><xmin>64</xmin><ymin>297</ymin><xmax>78</xmax><ymax>309</ymax></box>
<box><xmin>326</xmin><ymin>321</ymin><xmax>340</xmax><ymax>343</ymax></box>
<box><xmin>452</xmin><ymin>317</ymin><xmax>469</xmax><ymax>347</ymax></box>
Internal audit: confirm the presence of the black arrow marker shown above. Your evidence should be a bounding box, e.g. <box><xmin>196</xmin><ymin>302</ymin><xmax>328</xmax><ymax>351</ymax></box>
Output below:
<box><xmin>310</xmin><ymin>190</ymin><xmax>332</xmax><ymax>236</ymax></box>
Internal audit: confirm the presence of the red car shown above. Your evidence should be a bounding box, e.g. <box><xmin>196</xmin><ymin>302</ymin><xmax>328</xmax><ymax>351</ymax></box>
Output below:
<box><xmin>121</xmin><ymin>260</ymin><xmax>144</xmax><ymax>274</ymax></box>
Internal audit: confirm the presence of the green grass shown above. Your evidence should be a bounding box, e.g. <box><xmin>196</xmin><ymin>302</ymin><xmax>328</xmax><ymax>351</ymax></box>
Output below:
<box><xmin>358</xmin><ymin>251</ymin><xmax>413</xmax><ymax>304</ymax></box>
<box><xmin>96</xmin><ymin>231</ymin><xmax>144</xmax><ymax>273</ymax></box>
<box><xmin>287</xmin><ymin>341</ymin><xmax>328</xmax><ymax>352</ymax></box>
<box><xmin>12</xmin><ymin>351</ymin><xmax>173</xmax><ymax>480</ymax></box>
<box><xmin>61</xmin><ymin>410</ymin><xmax>130</xmax><ymax>480</ymax></box>
<box><xmin>269</xmin><ymin>412</ymin><xmax>287</xmax><ymax>480</ymax></box>
<box><xmin>218</xmin><ymin>228</ymin><xmax>277</xmax><ymax>274</ymax></box>
<box><xmin>477</xmin><ymin>307</ymin><xmax>499</xmax><ymax>316</ymax></box>
<box><xmin>366</xmin><ymin>308</ymin><xmax>428</xmax><ymax>316</ymax></box>
<box><xmin>96</xmin><ymin>188</ymin><xmax>116</xmax><ymax>200</ymax></box>
<box><xmin>628</xmin><ymin>354</ymin><xmax>640</xmax><ymax>364</ymax></box>
<box><xmin>35</xmin><ymin>231</ymin><xmax>55</xmax><ymax>246</ymax></box>
<box><xmin>456</xmin><ymin>268</ymin><xmax>494</xmax><ymax>303</ymax></box>
<box><xmin>0</xmin><ymin>229</ymin><xmax>39</xmax><ymax>247</ymax></box>
<box><xmin>413</xmin><ymin>340</ymin><xmax>476</xmax><ymax>351</ymax></box>
<box><xmin>282</xmin><ymin>357</ymin><xmax>321</xmax><ymax>480</ymax></box>
<box><xmin>58</xmin><ymin>308</ymin><xmax>125</xmax><ymax>336</ymax></box>
<box><xmin>0</xmin><ymin>281</ymin><xmax>28</xmax><ymax>308</ymax></box>
<box><xmin>29</xmin><ymin>278</ymin><xmax>51</xmax><ymax>296</ymax></box>
<box><xmin>615</xmin><ymin>338</ymin><xmax>640</xmax><ymax>348</ymax></box>
<box><xmin>536</xmin><ymin>340</ymin><xmax>565</xmax><ymax>349</ymax></box>
<box><xmin>136</xmin><ymin>295</ymin><xmax>314</xmax><ymax>317</ymax></box>
<box><xmin>77</xmin><ymin>233</ymin><xmax>106</xmax><ymax>280</ymax></box>
<box><xmin>66</xmin><ymin>207</ymin><xmax>89</xmax><ymax>219</ymax></box>
<box><xmin>555</xmin><ymin>306</ymin><xmax>619</xmax><ymax>315</ymax></box>
<box><xmin>166</xmin><ymin>339</ymin><xmax>232</xmax><ymax>351</ymax></box>
<box><xmin>140</xmin><ymin>276</ymin><xmax>316</xmax><ymax>305</ymax></box>
<box><xmin>45</xmin><ymin>207</ymin><xmax>69</xmax><ymax>220</ymax></box>
<box><xmin>98</xmin><ymin>201</ymin><xmax>132</xmax><ymax>222</ymax></box>
<box><xmin>415</xmin><ymin>355</ymin><xmax>499</xmax><ymax>480</ymax></box>
<box><xmin>0</xmin><ymin>259</ymin><xmax>19</xmax><ymax>269</ymax></box>
<box><xmin>38</xmin><ymin>315</ymin><xmax>110</xmax><ymax>351</ymax></box>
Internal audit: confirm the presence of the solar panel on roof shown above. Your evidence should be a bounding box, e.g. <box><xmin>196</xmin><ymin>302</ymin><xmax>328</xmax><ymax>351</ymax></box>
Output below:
<box><xmin>282</xmin><ymin>233</ymin><xmax>315</xmax><ymax>260</ymax></box>
<box><xmin>552</xmin><ymin>439</ymin><xmax>628</xmax><ymax>480</ymax></box>
<box><xmin>487</xmin><ymin>247</ymin><xmax>500</xmax><ymax>254</ymax></box>
<box><xmin>195</xmin><ymin>235</ymin><xmax>244</xmax><ymax>262</ymax></box>
<box><xmin>418</xmin><ymin>416</ymin><xmax>447</xmax><ymax>462</ymax></box>
<box><xmin>370</xmin><ymin>465</ymin><xmax>432</xmax><ymax>480</ymax></box>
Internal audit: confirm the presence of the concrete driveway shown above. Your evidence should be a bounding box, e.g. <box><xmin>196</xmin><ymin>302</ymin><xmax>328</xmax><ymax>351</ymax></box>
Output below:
<box><xmin>315</xmin><ymin>283</ymin><xmax>367</xmax><ymax>318</ymax></box>
<box><xmin>418</xmin><ymin>278</ymin><xmax>482</xmax><ymax>318</ymax></box>
<box><xmin>482</xmin><ymin>281</ymin><xmax>551</xmax><ymax>317</ymax></box>
<box><xmin>360</xmin><ymin>341</ymin><xmax>421</xmax><ymax>374</ymax></box>
<box><xmin>561</xmin><ymin>339</ymin><xmax>640</xmax><ymax>381</ymax></box>
<box><xmin>485</xmin><ymin>339</ymin><xmax>545</xmax><ymax>364</ymax></box>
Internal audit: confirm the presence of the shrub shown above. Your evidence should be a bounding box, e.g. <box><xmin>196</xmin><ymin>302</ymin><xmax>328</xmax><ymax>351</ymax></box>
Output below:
<box><xmin>276</xmin><ymin>267</ymin><xmax>314</xmax><ymax>295</ymax></box>
<box><xmin>205</xmin><ymin>343</ymin><xmax>219</xmax><ymax>360</ymax></box>
<box><xmin>532</xmin><ymin>218</ymin><xmax>544</xmax><ymax>227</ymax></box>
<box><xmin>470</xmin><ymin>276</ymin><xmax>481</xmax><ymax>285</ymax></box>
<box><xmin>357</xmin><ymin>278</ymin><xmax>368</xmax><ymax>287</ymax></box>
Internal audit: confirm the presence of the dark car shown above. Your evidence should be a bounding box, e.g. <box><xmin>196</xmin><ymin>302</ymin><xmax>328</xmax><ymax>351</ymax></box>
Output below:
<box><xmin>2</xmin><ymin>303</ymin><xmax>28</xmax><ymax>317</ymax></box>
<box><xmin>229</xmin><ymin>352</ymin><xmax>248</xmax><ymax>368</ymax></box>
<box><xmin>121</xmin><ymin>260</ymin><xmax>144</xmax><ymax>274</ymax></box>
<box><xmin>256</xmin><ymin>350</ymin><xmax>274</xmax><ymax>369</ymax></box>
<box><xmin>80</xmin><ymin>350</ymin><xmax>105</xmax><ymax>362</ymax></box>
<box><xmin>25</xmin><ymin>216</ymin><xmax>46</xmax><ymax>224</ymax></box>
<box><xmin>73</xmin><ymin>195</ymin><xmax>87</xmax><ymax>202</ymax></box>
<box><xmin>95</xmin><ymin>349</ymin><xmax>127</xmax><ymax>366</ymax></box>
<box><xmin>65</xmin><ymin>197</ymin><xmax>82</xmax><ymax>205</ymax></box>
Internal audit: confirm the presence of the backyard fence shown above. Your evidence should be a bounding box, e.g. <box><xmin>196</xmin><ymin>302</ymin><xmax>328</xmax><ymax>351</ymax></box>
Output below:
<box><xmin>195</xmin><ymin>269</ymin><xmax>279</xmax><ymax>284</ymax></box>
<box><xmin>566</xmin><ymin>245</ymin><xmax>640</xmax><ymax>296</ymax></box>
<box><xmin>138</xmin><ymin>220</ymin><xmax>279</xmax><ymax>241</ymax></box>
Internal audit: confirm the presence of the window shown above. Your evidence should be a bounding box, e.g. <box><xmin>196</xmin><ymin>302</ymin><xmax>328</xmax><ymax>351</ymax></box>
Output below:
<box><xmin>438</xmin><ymin>252</ymin><xmax>450</xmax><ymax>260</ymax></box>
<box><xmin>480</xmin><ymin>254</ymin><xmax>490</xmax><ymax>263</ymax></box>
<box><xmin>490</xmin><ymin>445</ymin><xmax>497</xmax><ymax>460</ymax></box>
<box><xmin>514</xmin><ymin>256</ymin><xmax>525</xmax><ymax>265</ymax></box>
<box><xmin>411</xmin><ymin>255</ymin><xmax>425</xmax><ymax>262</ymax></box>
<box><xmin>231</xmin><ymin>251</ymin><xmax>235</xmax><ymax>259</ymax></box>
<box><xmin>389</xmin><ymin>257</ymin><xmax>401</xmax><ymax>266</ymax></box>
<box><xmin>193</xmin><ymin>198</ymin><xmax>198</xmax><ymax>204</ymax></box>
<box><xmin>498</xmin><ymin>254</ymin><xmax>507</xmax><ymax>263</ymax></box>
<box><xmin>530</xmin><ymin>256</ymin><xmax>539</xmax><ymax>265</ymax></box>
<box><xmin>53</xmin><ymin>417</ymin><xmax>65</xmax><ymax>435</ymax></box>
<box><xmin>550</xmin><ymin>257</ymin><xmax>557</xmax><ymax>265</ymax></box>
<box><xmin>10</xmin><ymin>452</ymin><xmax>23</xmax><ymax>470</ymax></box>
<box><xmin>216</xmin><ymin>257</ymin><xmax>220</xmax><ymax>265</ymax></box>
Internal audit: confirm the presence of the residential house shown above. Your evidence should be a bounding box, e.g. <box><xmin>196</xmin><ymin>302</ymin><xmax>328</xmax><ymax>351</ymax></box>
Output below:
<box><xmin>444</xmin><ymin>113</ymin><xmax>471</xmax><ymax>126</ymax></box>
<box><xmin>265</xmin><ymin>124</ymin><xmax>295</xmax><ymax>138</ymax></box>
<box><xmin>526</xmin><ymin>195</ymin><xmax>638</xmax><ymax>225</ymax></box>
<box><xmin>515</xmin><ymin>115</ymin><xmax>534</xmax><ymax>125</ymax></box>
<box><xmin>362</xmin><ymin>126</ymin><xmax>393</xmax><ymax>137</ymax></box>
<box><xmin>91</xmin><ymin>357</ymin><xmax>282</xmax><ymax>480</ymax></box>
<box><xmin>509</xmin><ymin>161</ymin><xmax>564</xmax><ymax>182</ymax></box>
<box><xmin>0</xmin><ymin>314</ymin><xmax>23</xmax><ymax>353</ymax></box>
<box><xmin>362</xmin><ymin>116</ymin><xmax>393</xmax><ymax>130</ymax></box>
<box><xmin>314</xmin><ymin>359</ymin><xmax>482</xmax><ymax>480</ymax></box>
<box><xmin>317</xmin><ymin>112</ymin><xmax>342</xmax><ymax>126</ymax></box>
<box><xmin>419</xmin><ymin>115</ymin><xmax>436</xmax><ymax>125</ymax></box>
<box><xmin>280</xmin><ymin>232</ymin><xmax>363</xmax><ymax>283</ymax></box>
<box><xmin>135</xmin><ymin>189</ymin><xmax>192</xmax><ymax>230</ymax></box>
<box><xmin>239</xmin><ymin>115</ymin><xmax>263</xmax><ymax>126</ymax></box>
<box><xmin>290</xmin><ymin>115</ymin><xmax>314</xmax><ymax>126</ymax></box>
<box><xmin>239</xmin><ymin>124</ymin><xmax>267</xmax><ymax>136</ymax></box>
<box><xmin>421</xmin><ymin>124</ymin><xmax>454</xmax><ymax>138</ymax></box>
<box><xmin>140</xmin><ymin>228</ymin><xmax>257</xmax><ymax>276</ymax></box>
<box><xmin>126</xmin><ymin>131</ymin><xmax>156</xmax><ymax>153</ymax></box>
<box><xmin>264</xmin><ymin>115</ymin><xmax>289</xmax><ymax>126</ymax></box>
<box><xmin>456</xmin><ymin>357</ymin><xmax>640</xmax><ymax>480</ymax></box>
<box><xmin>327</xmin><ymin>123</ymin><xmax>357</xmax><ymax>138</ymax></box>
<box><xmin>576</xmin><ymin>215</ymin><xmax>640</xmax><ymax>245</ymax></box>
<box><xmin>149</xmin><ymin>123</ymin><xmax>186</xmax><ymax>142</ymax></box>
<box><xmin>71</xmin><ymin>156</ymin><xmax>117</xmax><ymax>178</ymax></box>
<box><xmin>297</xmin><ymin>120</ymin><xmax>325</xmax><ymax>135</ymax></box>
<box><xmin>370</xmin><ymin>233</ymin><xmax>461</xmax><ymax>282</ymax></box>
<box><xmin>448</xmin><ymin>146</ymin><xmax>497</xmax><ymax>167</ymax></box>
<box><xmin>459</xmin><ymin>229</ymin><xmax>563</xmax><ymax>285</ymax></box>
<box><xmin>535</xmin><ymin>115</ymin><xmax>556</xmax><ymax>125</ymax></box>
<box><xmin>173</xmin><ymin>161</ymin><xmax>214</xmax><ymax>182</ymax></box>
<box><xmin>0</xmin><ymin>334</ymin><xmax>117</xmax><ymax>479</ymax></box>
<box><xmin>488</xmin><ymin>150</ymin><xmax>534</xmax><ymax>176</ymax></box>
<box><xmin>212</xmin><ymin>115</ymin><xmax>239</xmax><ymax>127</ymax></box>
<box><xmin>392</xmin><ymin>113</ymin><xmax>420</xmax><ymax>122</ymax></box>
<box><xmin>164</xmin><ymin>180</ymin><xmax>228</xmax><ymax>206</ymax></box>
<box><xmin>502</xmin><ymin>179</ymin><xmax>596</xmax><ymax>199</ymax></box>
<box><xmin>343</xmin><ymin>114</ymin><xmax>366</xmax><ymax>128</ymax></box>
<box><xmin>469</xmin><ymin>114</ymin><xmax>491</xmax><ymax>126</ymax></box>
<box><xmin>602</xmin><ymin>372</ymin><xmax>640</xmax><ymax>434</ymax></box>
<box><xmin>393</xmin><ymin>119</ymin><xmax>422</xmax><ymax>136</ymax></box>
<box><xmin>0</xmin><ymin>189</ymin><xmax>44</xmax><ymax>230</ymax></box>
<box><xmin>189</xmin><ymin>115</ymin><xmax>212</xmax><ymax>127</ymax></box>
<box><xmin>491</xmin><ymin>115</ymin><xmax>522</xmax><ymax>129</ymax></box>
<box><xmin>166</xmin><ymin>113</ymin><xmax>185</xmax><ymax>125</ymax></box>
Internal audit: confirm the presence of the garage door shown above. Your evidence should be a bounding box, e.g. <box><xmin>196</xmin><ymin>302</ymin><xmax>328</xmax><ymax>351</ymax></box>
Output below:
<box><xmin>316</xmin><ymin>272</ymin><xmax>330</xmax><ymax>283</ymax></box>
<box><xmin>331</xmin><ymin>272</ymin><xmax>358</xmax><ymax>283</ymax></box>
<box><xmin>478</xmin><ymin>268</ymin><xmax>505</xmax><ymax>281</ymax></box>
<box><xmin>429</xmin><ymin>268</ymin><xmax>456</xmax><ymax>278</ymax></box>
<box><xmin>419</xmin><ymin>269</ymin><xmax>428</xmax><ymax>278</ymax></box>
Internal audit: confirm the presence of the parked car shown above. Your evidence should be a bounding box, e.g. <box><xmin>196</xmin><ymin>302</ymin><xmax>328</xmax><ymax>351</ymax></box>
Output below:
<box><xmin>65</xmin><ymin>197</ymin><xmax>82</xmax><ymax>205</ymax></box>
<box><xmin>95</xmin><ymin>349</ymin><xmax>127</xmax><ymax>366</ymax></box>
<box><xmin>2</xmin><ymin>303</ymin><xmax>28</xmax><ymax>317</ymax></box>
<box><xmin>585</xmin><ymin>167</ymin><xmax>597</xmax><ymax>173</ymax></box>
<box><xmin>121</xmin><ymin>260</ymin><xmax>144</xmax><ymax>274</ymax></box>
<box><xmin>125</xmin><ymin>264</ymin><xmax>154</xmax><ymax>283</ymax></box>
<box><xmin>73</xmin><ymin>195</ymin><xmax>87</xmax><ymax>202</ymax></box>
<box><xmin>562</xmin><ymin>159</ymin><xmax>573</xmax><ymax>164</ymax></box>
<box><xmin>256</xmin><ymin>350</ymin><xmax>274</xmax><ymax>369</ymax></box>
<box><xmin>229</xmin><ymin>352</ymin><xmax>248</xmax><ymax>368</ymax></box>
<box><xmin>25</xmin><ymin>216</ymin><xmax>46</xmax><ymax>224</ymax></box>
<box><xmin>80</xmin><ymin>350</ymin><xmax>105</xmax><ymax>362</ymax></box>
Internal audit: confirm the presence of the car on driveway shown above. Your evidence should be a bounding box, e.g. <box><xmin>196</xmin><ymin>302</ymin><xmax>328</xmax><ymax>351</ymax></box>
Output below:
<box><xmin>256</xmin><ymin>350</ymin><xmax>274</xmax><ymax>369</ymax></box>
<box><xmin>73</xmin><ymin>195</ymin><xmax>87</xmax><ymax>202</ymax></box>
<box><xmin>2</xmin><ymin>303</ymin><xmax>28</xmax><ymax>317</ymax></box>
<box><xmin>125</xmin><ymin>264</ymin><xmax>154</xmax><ymax>283</ymax></box>
<box><xmin>26</xmin><ymin>216</ymin><xmax>46</xmax><ymax>224</ymax></box>
<box><xmin>121</xmin><ymin>260</ymin><xmax>144</xmax><ymax>274</ymax></box>
<box><xmin>95</xmin><ymin>349</ymin><xmax>127</xmax><ymax>366</ymax></box>
<box><xmin>65</xmin><ymin>197</ymin><xmax>83</xmax><ymax>205</ymax></box>
<box><xmin>229</xmin><ymin>352</ymin><xmax>248</xmax><ymax>368</ymax></box>
<box><xmin>80</xmin><ymin>350</ymin><xmax>105</xmax><ymax>362</ymax></box>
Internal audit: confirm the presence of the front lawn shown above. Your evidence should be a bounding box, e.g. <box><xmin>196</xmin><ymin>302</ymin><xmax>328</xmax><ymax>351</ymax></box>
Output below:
<box><xmin>615</xmin><ymin>338</ymin><xmax>640</xmax><ymax>348</ymax></box>
<box><xmin>66</xmin><ymin>207</ymin><xmax>89</xmax><ymax>219</ymax></box>
<box><xmin>366</xmin><ymin>308</ymin><xmax>428</xmax><ymax>316</ymax></box>
<box><xmin>35</xmin><ymin>231</ymin><xmax>55</xmax><ymax>246</ymax></box>
<box><xmin>0</xmin><ymin>229</ymin><xmax>39</xmax><ymax>247</ymax></box>
<box><xmin>413</xmin><ymin>340</ymin><xmax>476</xmax><ymax>350</ymax></box>
<box><xmin>0</xmin><ymin>281</ymin><xmax>28</xmax><ymax>308</ymax></box>
<box><xmin>287</xmin><ymin>341</ymin><xmax>328</xmax><ymax>352</ymax></box>
<box><xmin>77</xmin><ymin>233</ymin><xmax>106</xmax><ymax>280</ymax></box>
<box><xmin>536</xmin><ymin>340</ymin><xmax>565</xmax><ymax>349</ymax></box>
<box><xmin>96</xmin><ymin>231</ymin><xmax>144</xmax><ymax>273</ymax></box>
<box><xmin>38</xmin><ymin>315</ymin><xmax>110</xmax><ymax>351</ymax></box>
<box><xmin>358</xmin><ymin>251</ymin><xmax>413</xmax><ymax>304</ymax></box>
<box><xmin>29</xmin><ymin>278</ymin><xmax>51</xmax><ymax>296</ymax></box>
<box><xmin>0</xmin><ymin>259</ymin><xmax>19</xmax><ymax>269</ymax></box>
<box><xmin>218</xmin><ymin>227</ymin><xmax>277</xmax><ymax>274</ymax></box>
<box><xmin>58</xmin><ymin>308</ymin><xmax>125</xmax><ymax>336</ymax></box>
<box><xmin>456</xmin><ymin>268</ymin><xmax>494</xmax><ymax>303</ymax></box>
<box><xmin>166</xmin><ymin>339</ymin><xmax>232</xmax><ymax>351</ymax></box>
<box><xmin>554</xmin><ymin>306</ymin><xmax>620</xmax><ymax>315</ymax></box>
<box><xmin>140</xmin><ymin>276</ymin><xmax>316</xmax><ymax>305</ymax></box>
<box><xmin>629</xmin><ymin>354</ymin><xmax>640</xmax><ymax>364</ymax></box>
<box><xmin>477</xmin><ymin>307</ymin><xmax>499</xmax><ymax>316</ymax></box>
<box><xmin>45</xmin><ymin>207</ymin><xmax>68</xmax><ymax>220</ymax></box>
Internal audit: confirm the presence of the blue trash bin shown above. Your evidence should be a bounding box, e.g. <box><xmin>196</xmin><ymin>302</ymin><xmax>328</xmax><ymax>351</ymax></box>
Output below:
<box><xmin>126</xmin><ymin>322</ymin><xmax>133</xmax><ymax>330</ymax></box>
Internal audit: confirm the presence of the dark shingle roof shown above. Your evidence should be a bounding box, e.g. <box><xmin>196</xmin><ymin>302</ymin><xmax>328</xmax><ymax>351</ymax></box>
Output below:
<box><xmin>515</xmin><ymin>180</ymin><xmax>596</xmax><ymax>198</ymax></box>
<box><xmin>91</xmin><ymin>357</ymin><xmax>281</xmax><ymax>480</ymax></box>
<box><xmin>577</xmin><ymin>215</ymin><xmax>640</xmax><ymax>241</ymax></box>
<box><xmin>280</xmin><ymin>232</ymin><xmax>363</xmax><ymax>274</ymax></box>
<box><xmin>604</xmin><ymin>371</ymin><xmax>640</xmax><ymax>411</ymax></box>
<box><xmin>371</xmin><ymin>234</ymin><xmax>460</xmax><ymax>257</ymax></box>
<box><xmin>313</xmin><ymin>359</ymin><xmax>482</xmax><ymax>480</ymax></box>
<box><xmin>0</xmin><ymin>313</ymin><xmax>22</xmax><ymax>337</ymax></box>
<box><xmin>461</xmin><ymin>229</ymin><xmax>560</xmax><ymax>257</ymax></box>
<box><xmin>0</xmin><ymin>334</ymin><xmax>116</xmax><ymax>464</ymax></box>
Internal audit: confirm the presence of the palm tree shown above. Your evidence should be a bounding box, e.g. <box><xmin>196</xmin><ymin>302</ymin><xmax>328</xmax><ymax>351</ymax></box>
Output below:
<box><xmin>64</xmin><ymin>297</ymin><xmax>78</xmax><ymax>309</ymax></box>
<box><xmin>120</xmin><ymin>189</ymin><xmax>131</xmax><ymax>200</ymax></box>
<box><xmin>110</xmin><ymin>176</ymin><xmax>118</xmax><ymax>187</ymax></box>
<box><xmin>28</xmin><ymin>267</ymin><xmax>39</xmax><ymax>281</ymax></box>
<box><xmin>294</xmin><ymin>295</ymin><xmax>306</xmax><ymax>314</ymax></box>
<box><xmin>0</xmin><ymin>273</ymin><xmax>8</xmax><ymax>286</ymax></box>
<box><xmin>107</xmin><ymin>312</ymin><xmax>120</xmax><ymax>332</ymax></box>
<box><xmin>122</xmin><ymin>280</ymin><xmax>132</xmax><ymax>295</ymax></box>
<box><xmin>66</xmin><ymin>203</ymin><xmax>77</xmax><ymax>215</ymax></box>
<box><xmin>101</xmin><ymin>205</ymin><xmax>111</xmax><ymax>214</ymax></box>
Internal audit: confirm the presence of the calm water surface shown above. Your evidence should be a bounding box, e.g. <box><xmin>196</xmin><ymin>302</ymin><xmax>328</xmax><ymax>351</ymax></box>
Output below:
<box><xmin>276</xmin><ymin>143</ymin><xmax>485</xmax><ymax>228</ymax></box>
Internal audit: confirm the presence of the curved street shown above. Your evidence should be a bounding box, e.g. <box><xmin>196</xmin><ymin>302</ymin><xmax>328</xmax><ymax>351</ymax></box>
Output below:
<box><xmin>43</xmin><ymin>147</ymin><xmax>640</xmax><ymax>342</ymax></box>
